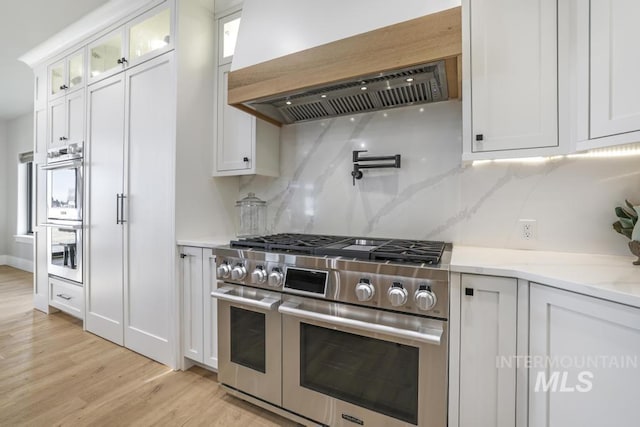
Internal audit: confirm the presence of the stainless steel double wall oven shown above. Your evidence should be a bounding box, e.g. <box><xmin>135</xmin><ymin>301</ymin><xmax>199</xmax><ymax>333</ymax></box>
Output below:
<box><xmin>213</xmin><ymin>234</ymin><xmax>450</xmax><ymax>427</ymax></box>
<box><xmin>42</xmin><ymin>142</ymin><xmax>84</xmax><ymax>283</ymax></box>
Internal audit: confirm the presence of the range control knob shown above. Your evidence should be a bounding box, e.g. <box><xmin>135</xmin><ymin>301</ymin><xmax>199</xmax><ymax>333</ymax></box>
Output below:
<box><xmin>231</xmin><ymin>264</ymin><xmax>247</xmax><ymax>280</ymax></box>
<box><xmin>251</xmin><ymin>267</ymin><xmax>267</xmax><ymax>284</ymax></box>
<box><xmin>414</xmin><ymin>289</ymin><xmax>437</xmax><ymax>311</ymax></box>
<box><xmin>387</xmin><ymin>283</ymin><xmax>408</xmax><ymax>307</ymax></box>
<box><xmin>268</xmin><ymin>269</ymin><xmax>284</xmax><ymax>287</ymax></box>
<box><xmin>355</xmin><ymin>279</ymin><xmax>375</xmax><ymax>302</ymax></box>
<box><xmin>216</xmin><ymin>263</ymin><xmax>231</xmax><ymax>279</ymax></box>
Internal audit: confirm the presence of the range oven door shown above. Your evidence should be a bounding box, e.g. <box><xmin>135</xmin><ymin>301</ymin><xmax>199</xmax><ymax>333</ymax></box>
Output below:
<box><xmin>45</xmin><ymin>222</ymin><xmax>83</xmax><ymax>283</ymax></box>
<box><xmin>212</xmin><ymin>283</ymin><xmax>282</xmax><ymax>406</ymax></box>
<box><xmin>279</xmin><ymin>296</ymin><xmax>448</xmax><ymax>427</ymax></box>
<box><xmin>42</xmin><ymin>159</ymin><xmax>83</xmax><ymax>221</ymax></box>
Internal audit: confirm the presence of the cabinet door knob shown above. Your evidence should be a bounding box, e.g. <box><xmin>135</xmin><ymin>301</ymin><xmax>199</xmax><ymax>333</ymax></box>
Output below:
<box><xmin>243</xmin><ymin>157</ymin><xmax>249</xmax><ymax>162</ymax></box>
<box><xmin>475</xmin><ymin>134</ymin><xmax>484</xmax><ymax>141</ymax></box>
<box><xmin>465</xmin><ymin>287</ymin><xmax>474</xmax><ymax>296</ymax></box>
<box><xmin>117</xmin><ymin>57</ymin><xmax>128</xmax><ymax>65</ymax></box>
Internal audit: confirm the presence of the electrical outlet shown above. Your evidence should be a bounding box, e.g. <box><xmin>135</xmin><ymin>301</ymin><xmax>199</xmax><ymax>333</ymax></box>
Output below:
<box><xmin>519</xmin><ymin>219</ymin><xmax>537</xmax><ymax>240</ymax></box>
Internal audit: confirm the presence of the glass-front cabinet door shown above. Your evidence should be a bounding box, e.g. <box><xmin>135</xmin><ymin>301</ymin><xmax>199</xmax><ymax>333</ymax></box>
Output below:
<box><xmin>67</xmin><ymin>51</ymin><xmax>84</xmax><ymax>91</ymax></box>
<box><xmin>218</xmin><ymin>10</ymin><xmax>241</xmax><ymax>65</ymax></box>
<box><xmin>49</xmin><ymin>60</ymin><xmax>65</xmax><ymax>99</ymax></box>
<box><xmin>87</xmin><ymin>4</ymin><xmax>173</xmax><ymax>85</ymax></box>
<box><xmin>128</xmin><ymin>6</ymin><xmax>172</xmax><ymax>63</ymax></box>
<box><xmin>49</xmin><ymin>48</ymin><xmax>85</xmax><ymax>100</ymax></box>
<box><xmin>88</xmin><ymin>29</ymin><xmax>124</xmax><ymax>84</ymax></box>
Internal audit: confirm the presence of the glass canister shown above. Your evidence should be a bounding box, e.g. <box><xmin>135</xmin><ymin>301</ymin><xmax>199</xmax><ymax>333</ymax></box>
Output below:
<box><xmin>236</xmin><ymin>193</ymin><xmax>266</xmax><ymax>237</ymax></box>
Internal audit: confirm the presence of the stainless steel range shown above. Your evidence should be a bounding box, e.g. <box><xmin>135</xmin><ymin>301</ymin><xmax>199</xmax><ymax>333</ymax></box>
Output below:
<box><xmin>212</xmin><ymin>234</ymin><xmax>451</xmax><ymax>427</ymax></box>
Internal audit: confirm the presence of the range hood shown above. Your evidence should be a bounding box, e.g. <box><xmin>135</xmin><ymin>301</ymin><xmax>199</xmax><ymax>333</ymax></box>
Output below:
<box><xmin>228</xmin><ymin>5</ymin><xmax>461</xmax><ymax>126</ymax></box>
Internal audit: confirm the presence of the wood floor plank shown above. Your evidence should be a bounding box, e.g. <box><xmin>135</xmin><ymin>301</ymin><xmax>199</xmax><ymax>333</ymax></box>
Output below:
<box><xmin>0</xmin><ymin>266</ymin><xmax>300</xmax><ymax>427</ymax></box>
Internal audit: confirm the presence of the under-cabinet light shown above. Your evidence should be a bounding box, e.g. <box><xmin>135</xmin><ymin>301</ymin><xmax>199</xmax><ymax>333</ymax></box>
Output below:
<box><xmin>472</xmin><ymin>144</ymin><xmax>640</xmax><ymax>166</ymax></box>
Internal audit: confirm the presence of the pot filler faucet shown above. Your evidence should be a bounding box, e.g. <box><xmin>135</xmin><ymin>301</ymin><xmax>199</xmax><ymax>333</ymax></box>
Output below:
<box><xmin>351</xmin><ymin>150</ymin><xmax>401</xmax><ymax>185</ymax></box>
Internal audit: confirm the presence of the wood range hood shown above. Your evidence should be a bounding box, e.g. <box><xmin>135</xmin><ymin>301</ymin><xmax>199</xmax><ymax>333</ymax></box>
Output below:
<box><xmin>227</xmin><ymin>6</ymin><xmax>462</xmax><ymax>127</ymax></box>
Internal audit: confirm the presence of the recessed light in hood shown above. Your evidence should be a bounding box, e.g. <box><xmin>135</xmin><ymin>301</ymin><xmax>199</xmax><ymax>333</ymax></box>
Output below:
<box><xmin>228</xmin><ymin>6</ymin><xmax>461</xmax><ymax>126</ymax></box>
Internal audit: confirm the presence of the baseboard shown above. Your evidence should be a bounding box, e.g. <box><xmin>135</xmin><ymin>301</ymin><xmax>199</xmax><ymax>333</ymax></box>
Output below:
<box><xmin>0</xmin><ymin>255</ymin><xmax>34</xmax><ymax>273</ymax></box>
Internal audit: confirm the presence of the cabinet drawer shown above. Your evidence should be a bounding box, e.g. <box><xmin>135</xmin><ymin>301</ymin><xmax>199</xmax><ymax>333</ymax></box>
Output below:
<box><xmin>50</xmin><ymin>277</ymin><xmax>83</xmax><ymax>318</ymax></box>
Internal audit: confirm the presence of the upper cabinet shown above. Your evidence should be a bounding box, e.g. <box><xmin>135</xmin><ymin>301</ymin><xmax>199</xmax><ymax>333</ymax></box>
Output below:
<box><xmin>49</xmin><ymin>49</ymin><xmax>85</xmax><ymax>101</ymax></box>
<box><xmin>462</xmin><ymin>0</ymin><xmax>565</xmax><ymax>160</ymax></box>
<box><xmin>572</xmin><ymin>0</ymin><xmax>640</xmax><ymax>150</ymax></box>
<box><xmin>213</xmin><ymin>9</ymin><xmax>280</xmax><ymax>177</ymax></box>
<box><xmin>47</xmin><ymin>48</ymin><xmax>86</xmax><ymax>148</ymax></box>
<box><xmin>88</xmin><ymin>3</ymin><xmax>173</xmax><ymax>84</ymax></box>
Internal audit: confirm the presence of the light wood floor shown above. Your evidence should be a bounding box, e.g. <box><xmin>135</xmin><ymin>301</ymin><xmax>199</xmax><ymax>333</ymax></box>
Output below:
<box><xmin>0</xmin><ymin>266</ymin><xmax>298</xmax><ymax>426</ymax></box>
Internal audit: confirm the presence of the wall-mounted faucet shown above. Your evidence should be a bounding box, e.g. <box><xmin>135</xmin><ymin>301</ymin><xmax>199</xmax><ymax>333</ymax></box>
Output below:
<box><xmin>351</xmin><ymin>150</ymin><xmax>402</xmax><ymax>185</ymax></box>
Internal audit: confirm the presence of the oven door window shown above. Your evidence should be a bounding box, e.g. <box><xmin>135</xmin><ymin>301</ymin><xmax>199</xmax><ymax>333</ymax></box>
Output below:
<box><xmin>50</xmin><ymin>168</ymin><xmax>78</xmax><ymax>209</ymax></box>
<box><xmin>50</xmin><ymin>228</ymin><xmax>79</xmax><ymax>269</ymax></box>
<box><xmin>300</xmin><ymin>323</ymin><xmax>419</xmax><ymax>425</ymax></box>
<box><xmin>230</xmin><ymin>306</ymin><xmax>266</xmax><ymax>373</ymax></box>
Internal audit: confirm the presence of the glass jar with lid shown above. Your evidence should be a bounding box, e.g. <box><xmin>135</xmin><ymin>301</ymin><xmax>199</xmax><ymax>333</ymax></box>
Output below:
<box><xmin>236</xmin><ymin>193</ymin><xmax>266</xmax><ymax>237</ymax></box>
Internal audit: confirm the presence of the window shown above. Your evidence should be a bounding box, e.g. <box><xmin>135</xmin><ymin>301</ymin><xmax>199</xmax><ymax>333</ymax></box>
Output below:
<box><xmin>18</xmin><ymin>151</ymin><xmax>34</xmax><ymax>236</ymax></box>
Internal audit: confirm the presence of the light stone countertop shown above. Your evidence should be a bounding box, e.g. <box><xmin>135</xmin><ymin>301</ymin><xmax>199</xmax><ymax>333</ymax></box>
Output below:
<box><xmin>177</xmin><ymin>239</ymin><xmax>229</xmax><ymax>249</ymax></box>
<box><xmin>176</xmin><ymin>239</ymin><xmax>640</xmax><ymax>309</ymax></box>
<box><xmin>450</xmin><ymin>246</ymin><xmax>640</xmax><ymax>308</ymax></box>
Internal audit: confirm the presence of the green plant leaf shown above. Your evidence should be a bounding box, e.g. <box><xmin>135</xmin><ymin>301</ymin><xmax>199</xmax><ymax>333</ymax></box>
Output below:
<box><xmin>613</xmin><ymin>221</ymin><xmax>633</xmax><ymax>239</ymax></box>
<box><xmin>619</xmin><ymin>217</ymin><xmax>635</xmax><ymax>229</ymax></box>
<box><xmin>616</xmin><ymin>206</ymin><xmax>635</xmax><ymax>220</ymax></box>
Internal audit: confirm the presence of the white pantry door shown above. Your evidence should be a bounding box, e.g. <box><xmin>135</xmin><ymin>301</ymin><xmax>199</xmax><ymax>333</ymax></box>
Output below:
<box><xmin>123</xmin><ymin>52</ymin><xmax>176</xmax><ymax>368</ymax></box>
<box><xmin>86</xmin><ymin>73</ymin><xmax>126</xmax><ymax>345</ymax></box>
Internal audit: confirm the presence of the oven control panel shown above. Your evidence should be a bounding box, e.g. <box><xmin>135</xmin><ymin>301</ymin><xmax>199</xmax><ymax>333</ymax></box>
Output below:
<box><xmin>214</xmin><ymin>252</ymin><xmax>448</xmax><ymax>318</ymax></box>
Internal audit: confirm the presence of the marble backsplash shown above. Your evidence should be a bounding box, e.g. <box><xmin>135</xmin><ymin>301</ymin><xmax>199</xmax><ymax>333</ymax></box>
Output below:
<box><xmin>239</xmin><ymin>100</ymin><xmax>640</xmax><ymax>256</ymax></box>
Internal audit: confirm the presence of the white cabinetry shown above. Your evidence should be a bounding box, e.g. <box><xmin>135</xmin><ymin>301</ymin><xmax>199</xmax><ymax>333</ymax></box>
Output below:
<box><xmin>458</xmin><ymin>274</ymin><xmax>518</xmax><ymax>427</ymax></box>
<box><xmin>86</xmin><ymin>52</ymin><xmax>176</xmax><ymax>367</ymax></box>
<box><xmin>213</xmin><ymin>9</ymin><xmax>279</xmax><ymax>177</ymax></box>
<box><xmin>49</xmin><ymin>276</ymin><xmax>84</xmax><ymax>318</ymax></box>
<box><xmin>88</xmin><ymin>3</ymin><xmax>174</xmax><ymax>85</ymax></box>
<box><xmin>47</xmin><ymin>48</ymin><xmax>85</xmax><ymax>148</ymax></box>
<box><xmin>572</xmin><ymin>0</ymin><xmax>640</xmax><ymax>150</ymax></box>
<box><xmin>48</xmin><ymin>89</ymin><xmax>84</xmax><ymax>148</ymax></box>
<box><xmin>48</xmin><ymin>49</ymin><xmax>84</xmax><ymax>100</ymax></box>
<box><xmin>180</xmin><ymin>246</ymin><xmax>218</xmax><ymax>369</ymax></box>
<box><xmin>462</xmin><ymin>0</ymin><xmax>562</xmax><ymax>160</ymax></box>
<box><xmin>529</xmin><ymin>283</ymin><xmax>640</xmax><ymax>427</ymax></box>
<box><xmin>202</xmin><ymin>248</ymin><xmax>218</xmax><ymax>369</ymax></box>
<box><xmin>181</xmin><ymin>246</ymin><xmax>204</xmax><ymax>362</ymax></box>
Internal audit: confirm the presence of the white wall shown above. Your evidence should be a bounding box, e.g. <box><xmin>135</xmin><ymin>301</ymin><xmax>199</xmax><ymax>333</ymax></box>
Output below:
<box><xmin>5</xmin><ymin>112</ymin><xmax>34</xmax><ymax>265</ymax></box>
<box><xmin>0</xmin><ymin>120</ymin><xmax>7</xmax><ymax>257</ymax></box>
<box><xmin>174</xmin><ymin>0</ymin><xmax>238</xmax><ymax>243</ymax></box>
<box><xmin>239</xmin><ymin>100</ymin><xmax>640</xmax><ymax>256</ymax></box>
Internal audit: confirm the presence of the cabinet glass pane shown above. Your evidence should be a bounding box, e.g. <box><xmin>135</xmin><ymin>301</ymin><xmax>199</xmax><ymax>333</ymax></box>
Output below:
<box><xmin>90</xmin><ymin>34</ymin><xmax>122</xmax><ymax>78</ymax></box>
<box><xmin>68</xmin><ymin>53</ymin><xmax>84</xmax><ymax>89</ymax></box>
<box><xmin>222</xmin><ymin>17</ymin><xmax>241</xmax><ymax>60</ymax></box>
<box><xmin>51</xmin><ymin>63</ymin><xmax>64</xmax><ymax>96</ymax></box>
<box><xmin>129</xmin><ymin>8</ymin><xmax>171</xmax><ymax>61</ymax></box>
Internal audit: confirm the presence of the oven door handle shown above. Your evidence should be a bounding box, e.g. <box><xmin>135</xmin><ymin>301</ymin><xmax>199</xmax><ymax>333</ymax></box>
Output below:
<box><xmin>41</xmin><ymin>222</ymin><xmax>82</xmax><ymax>230</ymax></box>
<box><xmin>40</xmin><ymin>159</ymin><xmax>82</xmax><ymax>170</ymax></box>
<box><xmin>278</xmin><ymin>301</ymin><xmax>443</xmax><ymax>346</ymax></box>
<box><xmin>211</xmin><ymin>287</ymin><xmax>280</xmax><ymax>311</ymax></box>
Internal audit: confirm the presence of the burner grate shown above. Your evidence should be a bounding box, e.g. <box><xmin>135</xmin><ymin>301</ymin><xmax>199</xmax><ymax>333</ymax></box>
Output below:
<box><xmin>371</xmin><ymin>240</ymin><xmax>446</xmax><ymax>265</ymax></box>
<box><xmin>230</xmin><ymin>234</ymin><xmax>446</xmax><ymax>265</ymax></box>
<box><xmin>231</xmin><ymin>234</ymin><xmax>350</xmax><ymax>254</ymax></box>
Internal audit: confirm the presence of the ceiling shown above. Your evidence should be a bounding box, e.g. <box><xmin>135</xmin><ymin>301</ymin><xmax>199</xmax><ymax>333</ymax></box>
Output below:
<box><xmin>0</xmin><ymin>0</ymin><xmax>110</xmax><ymax>120</ymax></box>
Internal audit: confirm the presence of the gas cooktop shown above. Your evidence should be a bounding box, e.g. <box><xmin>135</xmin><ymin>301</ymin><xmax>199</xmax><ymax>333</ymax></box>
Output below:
<box><xmin>230</xmin><ymin>233</ymin><xmax>448</xmax><ymax>265</ymax></box>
